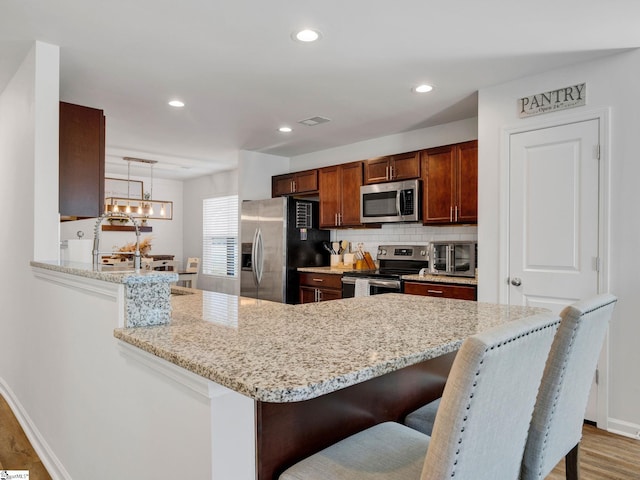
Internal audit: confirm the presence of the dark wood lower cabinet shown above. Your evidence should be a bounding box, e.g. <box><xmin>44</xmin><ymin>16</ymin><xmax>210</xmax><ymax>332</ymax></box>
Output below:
<box><xmin>404</xmin><ymin>281</ymin><xmax>477</xmax><ymax>301</ymax></box>
<box><xmin>255</xmin><ymin>351</ymin><xmax>457</xmax><ymax>480</ymax></box>
<box><xmin>298</xmin><ymin>272</ymin><xmax>342</xmax><ymax>303</ymax></box>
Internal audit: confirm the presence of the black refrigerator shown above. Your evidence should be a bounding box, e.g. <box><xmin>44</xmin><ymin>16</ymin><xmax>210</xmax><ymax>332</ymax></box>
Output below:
<box><xmin>240</xmin><ymin>197</ymin><xmax>329</xmax><ymax>304</ymax></box>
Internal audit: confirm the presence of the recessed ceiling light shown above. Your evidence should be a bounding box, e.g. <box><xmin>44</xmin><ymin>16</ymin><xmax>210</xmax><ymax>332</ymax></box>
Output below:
<box><xmin>414</xmin><ymin>84</ymin><xmax>434</xmax><ymax>94</ymax></box>
<box><xmin>278</xmin><ymin>126</ymin><xmax>293</xmax><ymax>133</ymax></box>
<box><xmin>168</xmin><ymin>100</ymin><xmax>185</xmax><ymax>107</ymax></box>
<box><xmin>293</xmin><ymin>29</ymin><xmax>322</xmax><ymax>43</ymax></box>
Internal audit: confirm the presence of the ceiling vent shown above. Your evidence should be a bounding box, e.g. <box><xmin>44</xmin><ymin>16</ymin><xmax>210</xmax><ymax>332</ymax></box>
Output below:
<box><xmin>298</xmin><ymin>116</ymin><xmax>331</xmax><ymax>126</ymax></box>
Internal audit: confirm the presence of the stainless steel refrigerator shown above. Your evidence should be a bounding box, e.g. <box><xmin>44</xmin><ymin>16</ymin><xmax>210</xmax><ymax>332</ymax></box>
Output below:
<box><xmin>240</xmin><ymin>197</ymin><xmax>329</xmax><ymax>304</ymax></box>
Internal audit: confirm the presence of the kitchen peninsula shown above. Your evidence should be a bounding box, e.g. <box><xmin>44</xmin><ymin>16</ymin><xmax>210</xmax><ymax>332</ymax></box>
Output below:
<box><xmin>30</xmin><ymin>261</ymin><xmax>547</xmax><ymax>480</ymax></box>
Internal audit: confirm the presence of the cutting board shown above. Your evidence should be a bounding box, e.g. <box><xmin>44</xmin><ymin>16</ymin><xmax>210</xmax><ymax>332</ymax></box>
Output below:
<box><xmin>363</xmin><ymin>251</ymin><xmax>376</xmax><ymax>270</ymax></box>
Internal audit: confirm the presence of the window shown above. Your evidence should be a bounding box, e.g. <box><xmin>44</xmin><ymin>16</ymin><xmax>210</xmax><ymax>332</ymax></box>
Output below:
<box><xmin>203</xmin><ymin>195</ymin><xmax>238</xmax><ymax>277</ymax></box>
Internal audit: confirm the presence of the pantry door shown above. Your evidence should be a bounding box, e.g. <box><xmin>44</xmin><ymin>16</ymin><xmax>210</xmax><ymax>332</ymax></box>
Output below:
<box><xmin>508</xmin><ymin>117</ymin><xmax>602</xmax><ymax>421</ymax></box>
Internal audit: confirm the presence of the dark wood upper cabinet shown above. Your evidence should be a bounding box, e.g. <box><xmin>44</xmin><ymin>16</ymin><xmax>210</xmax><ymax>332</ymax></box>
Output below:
<box><xmin>363</xmin><ymin>151</ymin><xmax>420</xmax><ymax>184</ymax></box>
<box><xmin>318</xmin><ymin>161</ymin><xmax>363</xmax><ymax>228</ymax></box>
<box><xmin>421</xmin><ymin>140</ymin><xmax>477</xmax><ymax>225</ymax></box>
<box><xmin>272</xmin><ymin>169</ymin><xmax>318</xmax><ymax>197</ymax></box>
<box><xmin>59</xmin><ymin>102</ymin><xmax>105</xmax><ymax>220</ymax></box>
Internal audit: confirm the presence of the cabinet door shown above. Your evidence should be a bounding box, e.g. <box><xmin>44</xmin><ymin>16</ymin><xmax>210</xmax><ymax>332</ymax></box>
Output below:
<box><xmin>390</xmin><ymin>151</ymin><xmax>420</xmax><ymax>180</ymax></box>
<box><xmin>59</xmin><ymin>102</ymin><xmax>105</xmax><ymax>219</ymax></box>
<box><xmin>339</xmin><ymin>161</ymin><xmax>364</xmax><ymax>227</ymax></box>
<box><xmin>294</xmin><ymin>170</ymin><xmax>318</xmax><ymax>193</ymax></box>
<box><xmin>422</xmin><ymin>145</ymin><xmax>456</xmax><ymax>224</ymax></box>
<box><xmin>455</xmin><ymin>141</ymin><xmax>478</xmax><ymax>223</ymax></box>
<box><xmin>404</xmin><ymin>281</ymin><xmax>476</xmax><ymax>300</ymax></box>
<box><xmin>319</xmin><ymin>166</ymin><xmax>341</xmax><ymax>228</ymax></box>
<box><xmin>272</xmin><ymin>174</ymin><xmax>294</xmax><ymax>197</ymax></box>
<box><xmin>299</xmin><ymin>286</ymin><xmax>318</xmax><ymax>304</ymax></box>
<box><xmin>317</xmin><ymin>288</ymin><xmax>342</xmax><ymax>302</ymax></box>
<box><xmin>363</xmin><ymin>157</ymin><xmax>391</xmax><ymax>184</ymax></box>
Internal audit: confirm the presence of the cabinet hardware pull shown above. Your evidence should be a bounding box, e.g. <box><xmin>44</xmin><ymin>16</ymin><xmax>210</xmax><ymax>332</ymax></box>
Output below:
<box><xmin>390</xmin><ymin>165</ymin><xmax>394</xmax><ymax>179</ymax></box>
<box><xmin>317</xmin><ymin>289</ymin><xmax>322</xmax><ymax>301</ymax></box>
<box><xmin>427</xmin><ymin>290</ymin><xmax>444</xmax><ymax>294</ymax></box>
<box><xmin>312</xmin><ymin>278</ymin><xmax>324</xmax><ymax>282</ymax></box>
<box><xmin>455</xmin><ymin>205</ymin><xmax>458</xmax><ymax>222</ymax></box>
<box><xmin>385</xmin><ymin>165</ymin><xmax>389</xmax><ymax>180</ymax></box>
<box><xmin>450</xmin><ymin>206</ymin><xmax>453</xmax><ymax>222</ymax></box>
<box><xmin>335</xmin><ymin>213</ymin><xmax>338</xmax><ymax>226</ymax></box>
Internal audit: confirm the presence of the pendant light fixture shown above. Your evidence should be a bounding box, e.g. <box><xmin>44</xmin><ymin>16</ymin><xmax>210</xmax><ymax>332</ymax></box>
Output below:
<box><xmin>104</xmin><ymin>157</ymin><xmax>173</xmax><ymax>220</ymax></box>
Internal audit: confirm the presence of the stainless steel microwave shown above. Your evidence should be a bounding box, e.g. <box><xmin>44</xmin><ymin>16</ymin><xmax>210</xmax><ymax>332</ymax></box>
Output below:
<box><xmin>429</xmin><ymin>241</ymin><xmax>477</xmax><ymax>277</ymax></box>
<box><xmin>360</xmin><ymin>179</ymin><xmax>420</xmax><ymax>223</ymax></box>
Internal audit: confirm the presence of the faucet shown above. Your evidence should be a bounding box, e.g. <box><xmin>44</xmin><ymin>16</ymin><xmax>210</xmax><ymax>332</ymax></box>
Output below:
<box><xmin>92</xmin><ymin>212</ymin><xmax>141</xmax><ymax>269</ymax></box>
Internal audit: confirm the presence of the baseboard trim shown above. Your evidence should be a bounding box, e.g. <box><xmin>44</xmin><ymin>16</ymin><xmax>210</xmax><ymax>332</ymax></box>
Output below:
<box><xmin>607</xmin><ymin>417</ymin><xmax>640</xmax><ymax>440</ymax></box>
<box><xmin>0</xmin><ymin>377</ymin><xmax>71</xmax><ymax>480</ymax></box>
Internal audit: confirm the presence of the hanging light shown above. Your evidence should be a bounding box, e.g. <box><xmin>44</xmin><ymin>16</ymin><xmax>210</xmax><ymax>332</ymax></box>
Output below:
<box><xmin>103</xmin><ymin>157</ymin><xmax>173</xmax><ymax>220</ymax></box>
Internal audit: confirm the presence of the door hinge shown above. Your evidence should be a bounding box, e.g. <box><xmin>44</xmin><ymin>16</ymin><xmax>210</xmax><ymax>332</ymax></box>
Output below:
<box><xmin>593</xmin><ymin>256</ymin><xmax>600</xmax><ymax>272</ymax></box>
<box><xmin>595</xmin><ymin>369</ymin><xmax>599</xmax><ymax>385</ymax></box>
<box><xmin>594</xmin><ymin>144</ymin><xmax>601</xmax><ymax>160</ymax></box>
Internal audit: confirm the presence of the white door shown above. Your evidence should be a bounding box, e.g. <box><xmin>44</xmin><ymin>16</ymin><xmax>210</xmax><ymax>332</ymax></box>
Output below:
<box><xmin>509</xmin><ymin>118</ymin><xmax>601</xmax><ymax>420</ymax></box>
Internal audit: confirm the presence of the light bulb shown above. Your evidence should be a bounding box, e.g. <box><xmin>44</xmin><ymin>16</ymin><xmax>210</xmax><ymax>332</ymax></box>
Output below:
<box><xmin>160</xmin><ymin>204</ymin><xmax>166</xmax><ymax>216</ymax></box>
<box><xmin>149</xmin><ymin>206</ymin><xmax>154</xmax><ymax>215</ymax></box>
<box><xmin>125</xmin><ymin>202</ymin><xmax>131</xmax><ymax>214</ymax></box>
<box><xmin>137</xmin><ymin>204</ymin><xmax>143</xmax><ymax>214</ymax></box>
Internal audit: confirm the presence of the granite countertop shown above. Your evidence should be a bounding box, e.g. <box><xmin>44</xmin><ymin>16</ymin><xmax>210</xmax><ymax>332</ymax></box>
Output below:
<box><xmin>114</xmin><ymin>290</ymin><xmax>547</xmax><ymax>403</ymax></box>
<box><xmin>298</xmin><ymin>266</ymin><xmax>359</xmax><ymax>274</ymax></box>
<box><xmin>31</xmin><ymin>260</ymin><xmax>178</xmax><ymax>284</ymax></box>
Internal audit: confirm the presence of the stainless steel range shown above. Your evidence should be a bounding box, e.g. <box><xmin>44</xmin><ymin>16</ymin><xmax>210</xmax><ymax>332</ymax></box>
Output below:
<box><xmin>341</xmin><ymin>245</ymin><xmax>429</xmax><ymax>297</ymax></box>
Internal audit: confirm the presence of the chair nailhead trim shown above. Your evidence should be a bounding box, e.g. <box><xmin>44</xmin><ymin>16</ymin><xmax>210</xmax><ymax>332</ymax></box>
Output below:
<box><xmin>449</xmin><ymin>320</ymin><xmax>560</xmax><ymax>478</ymax></box>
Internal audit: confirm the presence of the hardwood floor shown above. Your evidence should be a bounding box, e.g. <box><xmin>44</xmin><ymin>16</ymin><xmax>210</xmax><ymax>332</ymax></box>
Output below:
<box><xmin>0</xmin><ymin>392</ymin><xmax>638</xmax><ymax>479</ymax></box>
<box><xmin>0</xmin><ymin>395</ymin><xmax>51</xmax><ymax>479</ymax></box>
<box><xmin>546</xmin><ymin>424</ymin><xmax>640</xmax><ymax>479</ymax></box>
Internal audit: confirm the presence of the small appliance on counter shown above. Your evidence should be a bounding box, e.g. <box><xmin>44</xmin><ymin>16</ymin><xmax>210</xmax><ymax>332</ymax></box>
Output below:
<box><xmin>240</xmin><ymin>197</ymin><xmax>330</xmax><ymax>304</ymax></box>
<box><xmin>341</xmin><ymin>245</ymin><xmax>429</xmax><ymax>297</ymax></box>
<box><xmin>429</xmin><ymin>241</ymin><xmax>477</xmax><ymax>277</ymax></box>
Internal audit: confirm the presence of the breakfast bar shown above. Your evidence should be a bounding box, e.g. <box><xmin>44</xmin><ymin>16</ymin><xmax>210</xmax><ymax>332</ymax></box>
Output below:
<box><xmin>113</xmin><ymin>286</ymin><xmax>543</xmax><ymax>479</ymax></box>
<box><xmin>30</xmin><ymin>261</ymin><xmax>544</xmax><ymax>479</ymax></box>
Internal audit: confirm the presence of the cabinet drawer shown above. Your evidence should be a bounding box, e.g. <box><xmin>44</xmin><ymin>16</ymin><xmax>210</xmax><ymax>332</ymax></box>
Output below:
<box><xmin>299</xmin><ymin>272</ymin><xmax>343</xmax><ymax>290</ymax></box>
<box><xmin>403</xmin><ymin>281</ymin><xmax>476</xmax><ymax>301</ymax></box>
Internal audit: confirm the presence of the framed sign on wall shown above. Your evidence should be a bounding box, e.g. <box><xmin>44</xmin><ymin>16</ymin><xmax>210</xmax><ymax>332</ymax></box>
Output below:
<box><xmin>105</xmin><ymin>177</ymin><xmax>144</xmax><ymax>199</ymax></box>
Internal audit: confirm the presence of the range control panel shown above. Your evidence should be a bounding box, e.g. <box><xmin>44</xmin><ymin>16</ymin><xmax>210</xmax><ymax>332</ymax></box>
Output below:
<box><xmin>377</xmin><ymin>245</ymin><xmax>428</xmax><ymax>261</ymax></box>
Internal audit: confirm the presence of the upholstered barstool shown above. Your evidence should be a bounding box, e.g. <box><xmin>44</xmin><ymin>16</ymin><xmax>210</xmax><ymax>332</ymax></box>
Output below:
<box><xmin>404</xmin><ymin>294</ymin><xmax>618</xmax><ymax>480</ymax></box>
<box><xmin>279</xmin><ymin>312</ymin><xmax>560</xmax><ymax>480</ymax></box>
<box><xmin>521</xmin><ymin>294</ymin><xmax>617</xmax><ymax>480</ymax></box>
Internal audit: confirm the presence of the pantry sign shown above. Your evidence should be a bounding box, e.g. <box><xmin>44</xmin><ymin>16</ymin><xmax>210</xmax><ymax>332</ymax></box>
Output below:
<box><xmin>518</xmin><ymin>83</ymin><xmax>586</xmax><ymax>118</ymax></box>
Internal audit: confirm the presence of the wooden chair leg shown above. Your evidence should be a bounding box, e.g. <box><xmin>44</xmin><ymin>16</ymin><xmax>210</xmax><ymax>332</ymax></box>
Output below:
<box><xmin>565</xmin><ymin>442</ymin><xmax>580</xmax><ymax>480</ymax></box>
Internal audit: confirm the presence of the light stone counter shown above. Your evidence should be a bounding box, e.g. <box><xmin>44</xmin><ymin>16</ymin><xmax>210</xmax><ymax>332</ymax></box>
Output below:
<box><xmin>114</xmin><ymin>290</ymin><xmax>547</xmax><ymax>403</ymax></box>
<box><xmin>297</xmin><ymin>266</ymin><xmax>359</xmax><ymax>274</ymax></box>
<box><xmin>31</xmin><ymin>260</ymin><xmax>178</xmax><ymax>327</ymax></box>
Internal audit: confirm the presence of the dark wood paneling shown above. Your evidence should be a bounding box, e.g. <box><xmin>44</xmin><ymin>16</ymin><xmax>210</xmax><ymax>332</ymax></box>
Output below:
<box><xmin>256</xmin><ymin>351</ymin><xmax>457</xmax><ymax>480</ymax></box>
<box><xmin>59</xmin><ymin>102</ymin><xmax>105</xmax><ymax>219</ymax></box>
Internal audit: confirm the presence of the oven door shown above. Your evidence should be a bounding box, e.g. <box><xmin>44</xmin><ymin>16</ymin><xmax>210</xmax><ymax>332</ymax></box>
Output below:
<box><xmin>341</xmin><ymin>277</ymin><xmax>401</xmax><ymax>298</ymax></box>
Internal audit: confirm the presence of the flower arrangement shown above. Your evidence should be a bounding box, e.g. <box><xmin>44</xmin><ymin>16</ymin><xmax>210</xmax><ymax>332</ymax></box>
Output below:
<box><xmin>116</xmin><ymin>236</ymin><xmax>153</xmax><ymax>258</ymax></box>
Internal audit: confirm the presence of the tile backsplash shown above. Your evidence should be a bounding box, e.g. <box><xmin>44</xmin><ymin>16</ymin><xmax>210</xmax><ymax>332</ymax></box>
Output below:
<box><xmin>330</xmin><ymin>223</ymin><xmax>477</xmax><ymax>259</ymax></box>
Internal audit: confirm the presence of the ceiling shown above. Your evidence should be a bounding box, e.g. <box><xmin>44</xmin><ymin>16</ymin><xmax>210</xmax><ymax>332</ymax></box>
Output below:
<box><xmin>1</xmin><ymin>1</ymin><xmax>638</xmax><ymax>179</ymax></box>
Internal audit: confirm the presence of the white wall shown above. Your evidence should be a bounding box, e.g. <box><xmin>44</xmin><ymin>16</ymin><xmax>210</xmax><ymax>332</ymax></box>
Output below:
<box><xmin>182</xmin><ymin>151</ymin><xmax>289</xmax><ymax>294</ymax></box>
<box><xmin>0</xmin><ymin>40</ymin><xmax>60</xmax><ymax>441</ymax></box>
<box><xmin>183</xmin><ymin>168</ymin><xmax>239</xmax><ymax>294</ymax></box>
<box><xmin>291</xmin><ymin>117</ymin><xmax>477</xmax><ymax>170</ymax></box>
<box><xmin>478</xmin><ymin>49</ymin><xmax>640</xmax><ymax>433</ymax></box>
<box><xmin>0</xmin><ymin>41</ymin><xmax>215</xmax><ymax>480</ymax></box>
<box><xmin>60</xmin><ymin>174</ymin><xmax>184</xmax><ymax>267</ymax></box>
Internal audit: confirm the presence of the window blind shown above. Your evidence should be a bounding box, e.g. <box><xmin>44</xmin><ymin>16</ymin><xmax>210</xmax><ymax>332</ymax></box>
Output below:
<box><xmin>202</xmin><ymin>195</ymin><xmax>238</xmax><ymax>277</ymax></box>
